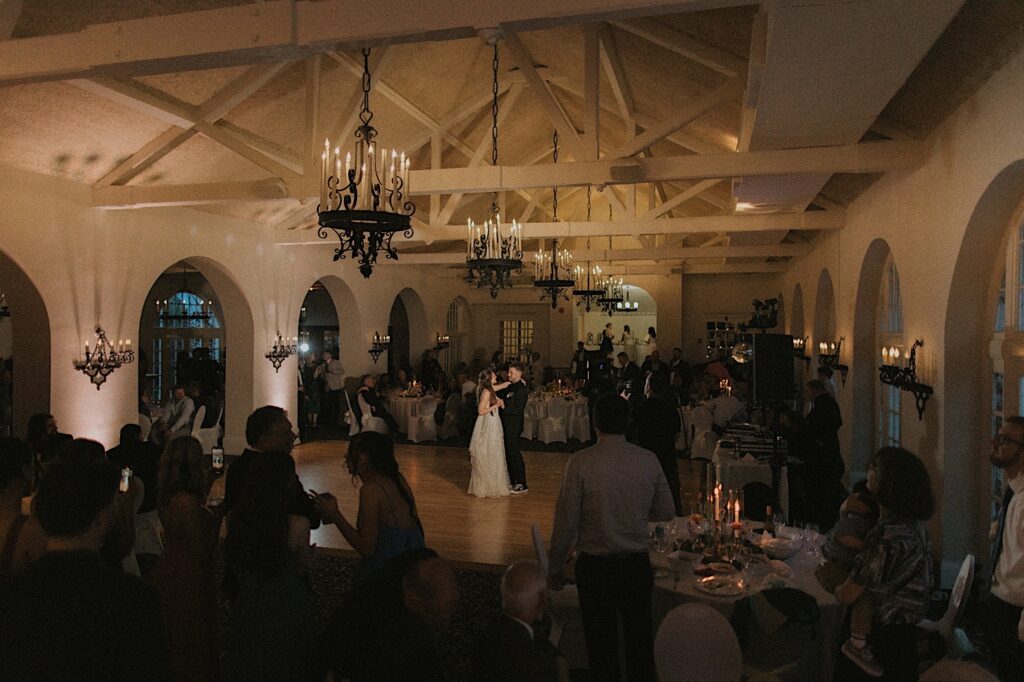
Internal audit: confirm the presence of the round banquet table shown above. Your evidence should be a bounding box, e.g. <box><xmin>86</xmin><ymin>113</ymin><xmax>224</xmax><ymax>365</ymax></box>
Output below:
<box><xmin>387</xmin><ymin>395</ymin><xmax>422</xmax><ymax>434</ymax></box>
<box><xmin>524</xmin><ymin>395</ymin><xmax>590</xmax><ymax>441</ymax></box>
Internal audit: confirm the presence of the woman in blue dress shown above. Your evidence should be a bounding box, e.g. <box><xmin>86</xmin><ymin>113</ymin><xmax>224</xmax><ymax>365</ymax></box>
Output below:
<box><xmin>313</xmin><ymin>432</ymin><xmax>425</xmax><ymax>578</ymax></box>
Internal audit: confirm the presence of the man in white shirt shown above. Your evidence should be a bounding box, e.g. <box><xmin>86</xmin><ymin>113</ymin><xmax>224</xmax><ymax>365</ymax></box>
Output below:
<box><xmin>322</xmin><ymin>350</ymin><xmax>345</xmax><ymax>426</ymax></box>
<box><xmin>988</xmin><ymin>416</ymin><xmax>1024</xmax><ymax>680</ymax></box>
<box><xmin>548</xmin><ymin>394</ymin><xmax>674</xmax><ymax>681</ymax></box>
<box><xmin>161</xmin><ymin>385</ymin><xmax>194</xmax><ymax>442</ymax></box>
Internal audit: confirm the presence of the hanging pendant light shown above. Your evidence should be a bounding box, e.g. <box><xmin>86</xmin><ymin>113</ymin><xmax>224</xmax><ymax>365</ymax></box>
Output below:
<box><xmin>533</xmin><ymin>131</ymin><xmax>575</xmax><ymax>309</ymax></box>
<box><xmin>465</xmin><ymin>41</ymin><xmax>523</xmax><ymax>298</ymax></box>
<box><xmin>317</xmin><ymin>48</ymin><xmax>415</xmax><ymax>278</ymax></box>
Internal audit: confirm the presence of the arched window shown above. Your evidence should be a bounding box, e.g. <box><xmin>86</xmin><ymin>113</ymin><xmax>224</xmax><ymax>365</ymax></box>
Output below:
<box><xmin>878</xmin><ymin>258</ymin><xmax>903</xmax><ymax>448</ymax></box>
<box><xmin>158</xmin><ymin>292</ymin><xmax>221</xmax><ymax>329</ymax></box>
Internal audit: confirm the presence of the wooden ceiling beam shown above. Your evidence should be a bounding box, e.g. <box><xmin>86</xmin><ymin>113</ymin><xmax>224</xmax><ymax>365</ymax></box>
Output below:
<box><xmin>68</xmin><ymin>77</ymin><xmax>197</xmax><ymax>128</ymax></box>
<box><xmin>598</xmin><ymin>23</ymin><xmax>636</xmax><ymax>132</ymax></box>
<box><xmin>583</xmin><ymin>24</ymin><xmax>601</xmax><ymax>161</ymax></box>
<box><xmin>610</xmin><ymin>17</ymin><xmax>747</xmax><ymax>77</ymax></box>
<box><xmin>642</xmin><ymin>178</ymin><xmax>723</xmax><ymax>219</ymax></box>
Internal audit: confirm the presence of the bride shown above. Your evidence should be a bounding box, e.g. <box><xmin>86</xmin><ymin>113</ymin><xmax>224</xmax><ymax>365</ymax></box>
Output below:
<box><xmin>468</xmin><ymin>369</ymin><xmax>511</xmax><ymax>497</ymax></box>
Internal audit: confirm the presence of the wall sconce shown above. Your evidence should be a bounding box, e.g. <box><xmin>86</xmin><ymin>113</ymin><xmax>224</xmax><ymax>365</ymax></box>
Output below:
<box><xmin>73</xmin><ymin>327</ymin><xmax>134</xmax><ymax>390</ymax></box>
<box><xmin>265</xmin><ymin>331</ymin><xmax>297</xmax><ymax>373</ymax></box>
<box><xmin>879</xmin><ymin>339</ymin><xmax>933</xmax><ymax>420</ymax></box>
<box><xmin>792</xmin><ymin>335</ymin><xmax>810</xmax><ymax>369</ymax></box>
<box><xmin>369</xmin><ymin>331</ymin><xmax>391</xmax><ymax>363</ymax></box>
<box><xmin>434</xmin><ymin>333</ymin><xmax>451</xmax><ymax>351</ymax></box>
<box><xmin>818</xmin><ymin>336</ymin><xmax>850</xmax><ymax>386</ymax></box>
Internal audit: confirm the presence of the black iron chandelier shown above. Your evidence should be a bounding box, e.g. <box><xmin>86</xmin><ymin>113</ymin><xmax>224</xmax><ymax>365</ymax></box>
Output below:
<box><xmin>156</xmin><ymin>265</ymin><xmax>212</xmax><ymax>325</ymax></box>
<box><xmin>598</xmin><ymin>274</ymin><xmax>624</xmax><ymax>316</ymax></box>
<box><xmin>533</xmin><ymin>132</ymin><xmax>575</xmax><ymax>308</ymax></box>
<box><xmin>317</xmin><ymin>48</ymin><xmax>415</xmax><ymax>278</ymax></box>
<box><xmin>466</xmin><ymin>42</ymin><xmax>523</xmax><ymax>298</ymax></box>
<box><xmin>73</xmin><ymin>327</ymin><xmax>134</xmax><ymax>390</ymax></box>
<box><xmin>265</xmin><ymin>331</ymin><xmax>297</xmax><ymax>373</ymax></box>
<box><xmin>573</xmin><ymin>261</ymin><xmax>605</xmax><ymax>312</ymax></box>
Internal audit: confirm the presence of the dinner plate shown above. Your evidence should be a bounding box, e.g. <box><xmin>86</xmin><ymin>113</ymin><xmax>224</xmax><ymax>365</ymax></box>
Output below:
<box><xmin>705</xmin><ymin>561</ymin><xmax>735</xmax><ymax>574</ymax></box>
<box><xmin>695</xmin><ymin>575</ymin><xmax>745</xmax><ymax>597</ymax></box>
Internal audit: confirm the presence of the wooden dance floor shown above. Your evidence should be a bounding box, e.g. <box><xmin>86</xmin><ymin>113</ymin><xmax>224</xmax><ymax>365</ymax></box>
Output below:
<box><xmin>293</xmin><ymin>441</ymin><xmax>570</xmax><ymax>569</ymax></box>
<box><xmin>293</xmin><ymin>440</ymin><xmax>703</xmax><ymax>570</ymax></box>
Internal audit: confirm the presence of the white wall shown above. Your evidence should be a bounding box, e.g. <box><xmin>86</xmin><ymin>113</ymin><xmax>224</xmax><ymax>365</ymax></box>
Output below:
<box><xmin>681</xmin><ymin>273</ymin><xmax>782</xmax><ymax>363</ymax></box>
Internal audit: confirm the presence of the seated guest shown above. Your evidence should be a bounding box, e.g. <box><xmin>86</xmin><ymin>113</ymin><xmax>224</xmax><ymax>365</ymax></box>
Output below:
<box><xmin>834</xmin><ymin>447</ymin><xmax>935</xmax><ymax>679</ymax></box>
<box><xmin>223</xmin><ymin>406</ymin><xmax>319</xmax><ymax>529</ymax></box>
<box><xmin>155</xmin><ymin>385</ymin><xmax>194</xmax><ymax>445</ymax></box>
<box><xmin>26</xmin><ymin>412</ymin><xmax>70</xmax><ymax>483</ymax></box>
<box><xmin>456</xmin><ymin>370</ymin><xmax>476</xmax><ymax>398</ymax></box>
<box><xmin>473</xmin><ymin>559</ymin><xmax>560</xmax><ymax>682</ymax></box>
<box><xmin>640</xmin><ymin>349</ymin><xmax>667</xmax><ymax>377</ymax></box>
<box><xmin>151</xmin><ymin>436</ymin><xmax>220</xmax><ymax>682</ymax></box>
<box><xmin>394</xmin><ymin>367</ymin><xmax>411</xmax><ymax>391</ymax></box>
<box><xmin>321</xmin><ymin>548</ymin><xmax>460</xmax><ymax>682</ymax></box>
<box><xmin>313</xmin><ymin>432</ymin><xmax>424</xmax><ymax>577</ymax></box>
<box><xmin>0</xmin><ymin>437</ymin><xmax>46</xmax><ymax>579</ymax></box>
<box><xmin>107</xmin><ymin>424</ymin><xmax>162</xmax><ymax>515</ymax></box>
<box><xmin>357</xmin><ymin>374</ymin><xmax>401</xmax><ymax>434</ymax></box>
<box><xmin>0</xmin><ymin>458</ymin><xmax>170</xmax><ymax>680</ymax></box>
<box><xmin>224</xmin><ymin>451</ymin><xmax>314</xmax><ymax>681</ymax></box>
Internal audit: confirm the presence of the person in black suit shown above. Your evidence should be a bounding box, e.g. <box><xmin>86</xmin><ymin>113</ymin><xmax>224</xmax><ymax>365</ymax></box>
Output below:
<box><xmin>804</xmin><ymin>380</ymin><xmax>845</xmax><ymax>530</ymax></box>
<box><xmin>640</xmin><ymin>350</ymin><xmax>668</xmax><ymax>378</ymax></box>
<box><xmin>223</xmin><ymin>406</ymin><xmax>319</xmax><ymax>529</ymax></box>
<box><xmin>615</xmin><ymin>352</ymin><xmax>642</xmax><ymax>406</ymax></box>
<box><xmin>106</xmin><ymin>423</ymin><xmax>162</xmax><ymax>515</ymax></box>
<box><xmin>473</xmin><ymin>559</ymin><xmax>560</xmax><ymax>682</ymax></box>
<box><xmin>628</xmin><ymin>372</ymin><xmax>683</xmax><ymax>516</ymax></box>
<box><xmin>496</xmin><ymin>363</ymin><xmax>529</xmax><ymax>494</ymax></box>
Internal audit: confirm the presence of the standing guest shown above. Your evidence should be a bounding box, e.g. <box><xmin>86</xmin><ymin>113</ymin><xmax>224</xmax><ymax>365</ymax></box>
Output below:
<box><xmin>491</xmin><ymin>349</ymin><xmax>506</xmax><ymax>368</ymax></box>
<box><xmin>151</xmin><ymin>436</ymin><xmax>220</xmax><ymax>682</ymax></box>
<box><xmin>473</xmin><ymin>559</ymin><xmax>561</xmax><ymax>682</ymax></box>
<box><xmin>805</xmin><ymin>380</ymin><xmax>845</xmax><ymax>530</ymax></box>
<box><xmin>323</xmin><ymin>350</ymin><xmax>345</xmax><ymax>427</ymax></box>
<box><xmin>620</xmin><ymin>325</ymin><xmax>635</xmax><ymax>363</ymax></box>
<box><xmin>640</xmin><ymin>350</ymin><xmax>667</xmax><ymax>377</ymax></box>
<box><xmin>420</xmin><ymin>349</ymin><xmax>445</xmax><ymax>391</ymax></box>
<box><xmin>301</xmin><ymin>354</ymin><xmax>322</xmax><ymax>430</ymax></box>
<box><xmin>668</xmin><ymin>347</ymin><xmax>692</xmax><ymax>388</ymax></box>
<box><xmin>615</xmin><ymin>352</ymin><xmax>642</xmax><ymax>406</ymax></box>
<box><xmin>570</xmin><ymin>341</ymin><xmax>588</xmax><ymax>381</ymax></box>
<box><xmin>107</xmin><ymin>423</ymin><xmax>162</xmax><ymax>515</ymax></box>
<box><xmin>549</xmin><ymin>394</ymin><xmax>674</xmax><ymax>682</ymax></box>
<box><xmin>0</xmin><ymin>437</ymin><xmax>46</xmax><ymax>579</ymax></box>
<box><xmin>987</xmin><ymin>416</ymin><xmax>1024</xmax><ymax>681</ymax></box>
<box><xmin>599</xmin><ymin>323</ymin><xmax>615</xmax><ymax>358</ymax></box>
<box><xmin>628</xmin><ymin>373</ymin><xmax>683</xmax><ymax>517</ymax></box>
<box><xmin>356</xmin><ymin>374</ymin><xmax>401</xmax><ymax>434</ymax></box>
<box><xmin>642</xmin><ymin>327</ymin><xmax>658</xmax><ymax>357</ymax></box>
<box><xmin>320</xmin><ymin>548</ymin><xmax>460</xmax><ymax>682</ymax></box>
<box><xmin>495</xmin><ymin>363</ymin><xmax>529</xmax><ymax>494</ymax></box>
<box><xmin>312</xmin><ymin>432</ymin><xmax>424</xmax><ymax>577</ymax></box>
<box><xmin>0</xmin><ymin>458</ymin><xmax>170</xmax><ymax>680</ymax></box>
<box><xmin>224</xmin><ymin>451</ymin><xmax>315</xmax><ymax>681</ymax></box>
<box><xmin>529</xmin><ymin>352</ymin><xmax>545</xmax><ymax>389</ymax></box>
<box><xmin>222</xmin><ymin>406</ymin><xmax>320</xmax><ymax>530</ymax></box>
<box><xmin>834</xmin><ymin>447</ymin><xmax>935</xmax><ymax>679</ymax></box>
<box><xmin>818</xmin><ymin>365</ymin><xmax>838</xmax><ymax>397</ymax></box>
<box><xmin>456</xmin><ymin>370</ymin><xmax>477</xmax><ymax>398</ymax></box>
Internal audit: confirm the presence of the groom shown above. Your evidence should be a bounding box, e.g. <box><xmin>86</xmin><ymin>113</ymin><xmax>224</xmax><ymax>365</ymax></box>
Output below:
<box><xmin>498</xmin><ymin>363</ymin><xmax>529</xmax><ymax>494</ymax></box>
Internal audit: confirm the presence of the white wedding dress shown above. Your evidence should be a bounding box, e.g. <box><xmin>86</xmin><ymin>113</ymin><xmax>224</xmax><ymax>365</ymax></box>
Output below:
<box><xmin>468</xmin><ymin>410</ymin><xmax>511</xmax><ymax>497</ymax></box>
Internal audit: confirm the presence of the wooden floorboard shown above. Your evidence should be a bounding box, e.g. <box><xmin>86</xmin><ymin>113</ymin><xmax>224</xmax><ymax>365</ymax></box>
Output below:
<box><xmin>293</xmin><ymin>440</ymin><xmax>704</xmax><ymax>569</ymax></box>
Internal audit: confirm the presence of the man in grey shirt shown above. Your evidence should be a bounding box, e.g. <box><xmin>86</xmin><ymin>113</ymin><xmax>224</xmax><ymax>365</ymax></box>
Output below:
<box><xmin>548</xmin><ymin>393</ymin><xmax>675</xmax><ymax>681</ymax></box>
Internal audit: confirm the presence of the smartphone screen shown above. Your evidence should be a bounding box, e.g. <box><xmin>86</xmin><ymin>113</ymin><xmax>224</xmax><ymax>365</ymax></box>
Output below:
<box><xmin>119</xmin><ymin>467</ymin><xmax>132</xmax><ymax>493</ymax></box>
<box><xmin>211</xmin><ymin>447</ymin><xmax>224</xmax><ymax>470</ymax></box>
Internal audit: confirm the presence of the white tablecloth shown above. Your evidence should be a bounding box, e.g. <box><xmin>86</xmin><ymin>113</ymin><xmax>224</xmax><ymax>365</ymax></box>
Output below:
<box><xmin>388</xmin><ymin>395</ymin><xmax>421</xmax><ymax>434</ymax></box>
<box><xmin>525</xmin><ymin>395</ymin><xmax>589</xmax><ymax>440</ymax></box>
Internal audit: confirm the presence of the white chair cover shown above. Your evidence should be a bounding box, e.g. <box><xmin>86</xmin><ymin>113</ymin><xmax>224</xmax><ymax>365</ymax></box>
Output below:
<box><xmin>919</xmin><ymin>554</ymin><xmax>976</xmax><ymax>657</ymax></box>
<box><xmin>439</xmin><ymin>393</ymin><xmax>462</xmax><ymax>440</ymax></box>
<box><xmin>344</xmin><ymin>391</ymin><xmax>362</xmax><ymax>436</ymax></box>
<box><xmin>522</xmin><ymin>400</ymin><xmax>539</xmax><ymax>440</ymax></box>
<box><xmin>655</xmin><ymin>603</ymin><xmax>742</xmax><ymax>682</ymax></box>
<box><xmin>138</xmin><ymin>413</ymin><xmax>152</xmax><ymax>442</ymax></box>
<box><xmin>530</xmin><ymin>523</ymin><xmax>580</xmax><ymax>650</ymax></box>
<box><xmin>190</xmin><ymin>404</ymin><xmax>221</xmax><ymax>454</ymax></box>
<box><xmin>407</xmin><ymin>395</ymin><xmax>438</xmax><ymax>443</ymax></box>
<box><xmin>134</xmin><ymin>509</ymin><xmax>164</xmax><ymax>556</ymax></box>
<box><xmin>538</xmin><ymin>398</ymin><xmax>568</xmax><ymax>444</ymax></box>
<box><xmin>690</xmin><ymin>405</ymin><xmax>718</xmax><ymax>461</ymax></box>
<box><xmin>919</xmin><ymin>660</ymin><xmax>999</xmax><ymax>682</ymax></box>
<box><xmin>568</xmin><ymin>402</ymin><xmax>590</xmax><ymax>442</ymax></box>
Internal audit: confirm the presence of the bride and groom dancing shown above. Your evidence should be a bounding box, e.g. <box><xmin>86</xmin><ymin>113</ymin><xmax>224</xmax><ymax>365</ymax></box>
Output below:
<box><xmin>468</xmin><ymin>363</ymin><xmax>529</xmax><ymax>497</ymax></box>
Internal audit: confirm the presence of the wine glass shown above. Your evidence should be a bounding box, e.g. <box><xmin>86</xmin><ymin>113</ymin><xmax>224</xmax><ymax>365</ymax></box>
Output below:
<box><xmin>654</xmin><ymin>524</ymin><xmax>673</xmax><ymax>577</ymax></box>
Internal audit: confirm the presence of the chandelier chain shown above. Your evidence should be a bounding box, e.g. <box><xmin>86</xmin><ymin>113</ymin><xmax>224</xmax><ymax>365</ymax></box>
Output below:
<box><xmin>491</xmin><ymin>44</ymin><xmax>499</xmax><ymax>168</ymax></box>
<box><xmin>552</xmin><ymin>130</ymin><xmax>559</xmax><ymax>221</ymax></box>
<box><xmin>359</xmin><ymin>48</ymin><xmax>373</xmax><ymax>128</ymax></box>
<box><xmin>586</xmin><ymin>185</ymin><xmax>592</xmax><ymax>221</ymax></box>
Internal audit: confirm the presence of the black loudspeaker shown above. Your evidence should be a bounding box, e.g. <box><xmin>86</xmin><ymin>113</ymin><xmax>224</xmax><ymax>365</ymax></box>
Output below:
<box><xmin>753</xmin><ymin>334</ymin><xmax>794</xmax><ymax>403</ymax></box>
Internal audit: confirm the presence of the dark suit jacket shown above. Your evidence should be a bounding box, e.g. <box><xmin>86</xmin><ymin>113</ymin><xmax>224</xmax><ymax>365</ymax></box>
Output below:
<box><xmin>498</xmin><ymin>380</ymin><xmax>528</xmax><ymax>420</ymax></box>
<box><xmin>627</xmin><ymin>395</ymin><xmax>681</xmax><ymax>461</ymax></box>
<box><xmin>805</xmin><ymin>393</ymin><xmax>844</xmax><ymax>481</ymax></box>
<box><xmin>223</xmin><ymin>449</ymin><xmax>321</xmax><ymax>529</ymax></box>
<box><xmin>107</xmin><ymin>440</ymin><xmax>162</xmax><ymax>513</ymax></box>
<box><xmin>473</xmin><ymin>613</ymin><xmax>559</xmax><ymax>682</ymax></box>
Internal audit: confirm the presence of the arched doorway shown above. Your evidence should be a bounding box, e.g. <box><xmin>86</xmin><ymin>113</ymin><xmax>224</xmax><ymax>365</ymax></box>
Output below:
<box><xmin>389</xmin><ymin>288</ymin><xmax>428</xmax><ymax>377</ymax></box>
<box><xmin>0</xmin><ymin>250</ymin><xmax>50</xmax><ymax>438</ymax></box>
<box><xmin>851</xmin><ymin>239</ymin><xmax>904</xmax><ymax>479</ymax></box>
<box><xmin>944</xmin><ymin>160</ymin><xmax>1024</xmax><ymax>571</ymax></box>
<box><xmin>575</xmin><ymin>284</ymin><xmax>658</xmax><ymax>363</ymax></box>
<box><xmin>138</xmin><ymin>257</ymin><xmax>254</xmax><ymax>453</ymax></box>
<box><xmin>813</xmin><ymin>269</ymin><xmax>836</xmax><ymax>354</ymax></box>
<box><xmin>296</xmin><ymin>280</ymin><xmax>339</xmax><ymax>433</ymax></box>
